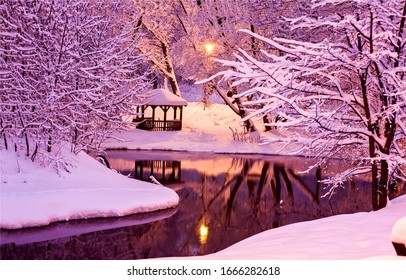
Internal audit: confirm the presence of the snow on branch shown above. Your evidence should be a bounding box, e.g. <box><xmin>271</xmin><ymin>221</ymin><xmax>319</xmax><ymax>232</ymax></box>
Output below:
<box><xmin>202</xmin><ymin>0</ymin><xmax>406</xmax><ymax>204</ymax></box>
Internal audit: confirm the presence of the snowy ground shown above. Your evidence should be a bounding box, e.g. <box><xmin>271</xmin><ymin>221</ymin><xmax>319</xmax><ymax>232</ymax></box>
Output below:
<box><xmin>1</xmin><ymin>84</ymin><xmax>405</xmax><ymax>259</ymax></box>
<box><xmin>0</xmin><ymin>147</ymin><xmax>179</xmax><ymax>230</ymax></box>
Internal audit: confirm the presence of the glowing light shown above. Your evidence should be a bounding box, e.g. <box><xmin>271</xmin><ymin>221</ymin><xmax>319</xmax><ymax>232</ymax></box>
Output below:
<box><xmin>204</xmin><ymin>43</ymin><xmax>215</xmax><ymax>55</ymax></box>
<box><xmin>199</xmin><ymin>224</ymin><xmax>209</xmax><ymax>244</ymax></box>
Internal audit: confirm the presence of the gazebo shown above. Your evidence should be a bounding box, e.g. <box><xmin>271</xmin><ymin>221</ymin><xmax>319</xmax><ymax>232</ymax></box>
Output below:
<box><xmin>134</xmin><ymin>89</ymin><xmax>188</xmax><ymax>131</ymax></box>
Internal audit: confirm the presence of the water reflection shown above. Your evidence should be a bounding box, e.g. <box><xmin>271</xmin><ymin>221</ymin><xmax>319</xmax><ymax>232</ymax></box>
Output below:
<box><xmin>199</xmin><ymin>223</ymin><xmax>209</xmax><ymax>244</ymax></box>
<box><xmin>1</xmin><ymin>151</ymin><xmax>376</xmax><ymax>260</ymax></box>
<box><xmin>135</xmin><ymin>160</ymin><xmax>182</xmax><ymax>184</ymax></box>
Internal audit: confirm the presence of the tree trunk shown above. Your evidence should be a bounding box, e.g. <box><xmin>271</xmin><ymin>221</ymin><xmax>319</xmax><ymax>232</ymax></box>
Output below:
<box><xmin>161</xmin><ymin>41</ymin><xmax>181</xmax><ymax>97</ymax></box>
<box><xmin>212</xmin><ymin>82</ymin><xmax>258</xmax><ymax>135</ymax></box>
<box><xmin>168</xmin><ymin>74</ymin><xmax>181</xmax><ymax>97</ymax></box>
<box><xmin>0</xmin><ymin>118</ymin><xmax>8</xmax><ymax>150</ymax></box>
<box><xmin>143</xmin><ymin>24</ymin><xmax>181</xmax><ymax>97</ymax></box>
<box><xmin>234</xmin><ymin>96</ymin><xmax>256</xmax><ymax>133</ymax></box>
<box><xmin>377</xmin><ymin>160</ymin><xmax>389</xmax><ymax>209</ymax></box>
<box><xmin>263</xmin><ymin>115</ymin><xmax>272</xmax><ymax>131</ymax></box>
<box><xmin>17</xmin><ymin>109</ymin><xmax>30</xmax><ymax>157</ymax></box>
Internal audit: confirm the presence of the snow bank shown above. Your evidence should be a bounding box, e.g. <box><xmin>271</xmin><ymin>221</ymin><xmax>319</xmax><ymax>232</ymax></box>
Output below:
<box><xmin>0</xmin><ymin>148</ymin><xmax>179</xmax><ymax>229</ymax></box>
<box><xmin>391</xmin><ymin>217</ymin><xmax>406</xmax><ymax>245</ymax></box>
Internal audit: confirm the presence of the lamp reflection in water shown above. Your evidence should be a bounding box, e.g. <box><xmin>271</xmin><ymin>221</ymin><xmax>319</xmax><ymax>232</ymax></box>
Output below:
<box><xmin>199</xmin><ymin>223</ymin><xmax>209</xmax><ymax>244</ymax></box>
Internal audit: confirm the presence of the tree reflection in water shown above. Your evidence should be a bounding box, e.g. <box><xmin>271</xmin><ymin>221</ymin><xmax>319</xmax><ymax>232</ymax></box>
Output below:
<box><xmin>2</xmin><ymin>151</ymin><xmax>376</xmax><ymax>260</ymax></box>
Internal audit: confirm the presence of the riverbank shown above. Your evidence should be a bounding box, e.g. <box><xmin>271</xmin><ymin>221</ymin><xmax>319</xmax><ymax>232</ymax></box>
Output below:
<box><xmin>0</xmin><ymin>147</ymin><xmax>179</xmax><ymax>230</ymax></box>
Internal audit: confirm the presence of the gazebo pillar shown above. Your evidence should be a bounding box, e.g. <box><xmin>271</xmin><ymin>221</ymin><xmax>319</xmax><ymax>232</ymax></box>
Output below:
<box><xmin>180</xmin><ymin>106</ymin><xmax>183</xmax><ymax>129</ymax></box>
<box><xmin>141</xmin><ymin>105</ymin><xmax>145</xmax><ymax>119</ymax></box>
<box><xmin>161</xmin><ymin>106</ymin><xmax>169</xmax><ymax>131</ymax></box>
<box><xmin>173</xmin><ymin>107</ymin><xmax>177</xmax><ymax>119</ymax></box>
<box><xmin>151</xmin><ymin>106</ymin><xmax>156</xmax><ymax>122</ymax></box>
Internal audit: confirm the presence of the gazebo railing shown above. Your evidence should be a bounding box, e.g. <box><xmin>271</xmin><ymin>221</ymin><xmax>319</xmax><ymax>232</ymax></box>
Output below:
<box><xmin>135</xmin><ymin>118</ymin><xmax>182</xmax><ymax>131</ymax></box>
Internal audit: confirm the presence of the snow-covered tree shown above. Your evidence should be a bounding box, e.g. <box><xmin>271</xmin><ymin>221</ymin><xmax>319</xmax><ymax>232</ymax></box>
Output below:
<box><xmin>192</xmin><ymin>0</ymin><xmax>314</xmax><ymax>133</ymax></box>
<box><xmin>0</xmin><ymin>0</ymin><xmax>149</xmax><ymax>161</ymax></box>
<box><xmin>131</xmin><ymin>0</ymin><xmax>247</xmax><ymax>81</ymax></box>
<box><xmin>176</xmin><ymin>0</ymin><xmax>264</xmax><ymax>134</ymax></box>
<box><xmin>132</xmin><ymin>0</ymin><xmax>184</xmax><ymax>96</ymax></box>
<box><xmin>204</xmin><ymin>0</ymin><xmax>406</xmax><ymax>210</ymax></box>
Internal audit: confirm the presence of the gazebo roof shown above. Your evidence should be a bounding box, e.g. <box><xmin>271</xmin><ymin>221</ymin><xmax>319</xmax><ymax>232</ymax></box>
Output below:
<box><xmin>146</xmin><ymin>89</ymin><xmax>188</xmax><ymax>106</ymax></box>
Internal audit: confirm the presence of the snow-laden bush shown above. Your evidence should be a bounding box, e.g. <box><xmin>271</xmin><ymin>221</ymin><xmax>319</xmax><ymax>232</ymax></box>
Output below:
<box><xmin>0</xmin><ymin>0</ymin><xmax>150</xmax><ymax>161</ymax></box>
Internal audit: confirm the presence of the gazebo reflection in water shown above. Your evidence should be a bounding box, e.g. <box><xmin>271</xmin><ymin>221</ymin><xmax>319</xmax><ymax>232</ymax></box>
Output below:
<box><xmin>134</xmin><ymin>88</ymin><xmax>188</xmax><ymax>131</ymax></box>
<box><xmin>135</xmin><ymin>159</ymin><xmax>182</xmax><ymax>184</ymax></box>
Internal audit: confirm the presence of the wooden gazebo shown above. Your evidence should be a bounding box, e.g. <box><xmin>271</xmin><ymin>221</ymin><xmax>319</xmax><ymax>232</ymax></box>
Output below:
<box><xmin>134</xmin><ymin>89</ymin><xmax>188</xmax><ymax>131</ymax></box>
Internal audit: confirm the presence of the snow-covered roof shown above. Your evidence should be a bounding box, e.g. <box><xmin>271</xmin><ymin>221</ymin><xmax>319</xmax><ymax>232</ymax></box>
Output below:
<box><xmin>147</xmin><ymin>89</ymin><xmax>188</xmax><ymax>106</ymax></box>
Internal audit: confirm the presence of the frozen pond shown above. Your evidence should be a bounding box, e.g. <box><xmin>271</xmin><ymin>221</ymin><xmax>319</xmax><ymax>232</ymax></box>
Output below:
<box><xmin>1</xmin><ymin>151</ymin><xmax>380</xmax><ymax>259</ymax></box>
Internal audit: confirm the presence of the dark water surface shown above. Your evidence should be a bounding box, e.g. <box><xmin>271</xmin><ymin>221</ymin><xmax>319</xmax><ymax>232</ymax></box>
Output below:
<box><xmin>1</xmin><ymin>151</ymin><xmax>386</xmax><ymax>260</ymax></box>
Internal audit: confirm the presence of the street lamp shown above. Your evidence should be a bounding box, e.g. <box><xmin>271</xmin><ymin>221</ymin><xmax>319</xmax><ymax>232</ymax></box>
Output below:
<box><xmin>204</xmin><ymin>42</ymin><xmax>215</xmax><ymax>55</ymax></box>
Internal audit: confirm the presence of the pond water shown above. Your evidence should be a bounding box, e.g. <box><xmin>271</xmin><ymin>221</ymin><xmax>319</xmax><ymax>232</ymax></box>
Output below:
<box><xmin>0</xmin><ymin>150</ymin><xmax>384</xmax><ymax>260</ymax></box>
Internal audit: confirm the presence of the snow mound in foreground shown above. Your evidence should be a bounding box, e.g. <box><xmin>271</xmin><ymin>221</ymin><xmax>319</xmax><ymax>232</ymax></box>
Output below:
<box><xmin>0</xmin><ymin>148</ymin><xmax>179</xmax><ymax>229</ymax></box>
<box><xmin>391</xmin><ymin>217</ymin><xmax>406</xmax><ymax>245</ymax></box>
